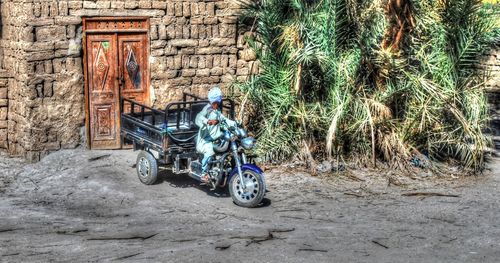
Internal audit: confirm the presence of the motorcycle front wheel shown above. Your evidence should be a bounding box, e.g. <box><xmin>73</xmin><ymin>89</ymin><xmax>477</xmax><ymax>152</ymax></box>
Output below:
<box><xmin>229</xmin><ymin>169</ymin><xmax>265</xmax><ymax>208</ymax></box>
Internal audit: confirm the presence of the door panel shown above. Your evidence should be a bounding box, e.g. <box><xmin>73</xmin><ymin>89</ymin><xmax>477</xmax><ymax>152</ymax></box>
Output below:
<box><xmin>87</xmin><ymin>34</ymin><xmax>120</xmax><ymax>149</ymax></box>
<box><xmin>118</xmin><ymin>34</ymin><xmax>150</xmax><ymax>110</ymax></box>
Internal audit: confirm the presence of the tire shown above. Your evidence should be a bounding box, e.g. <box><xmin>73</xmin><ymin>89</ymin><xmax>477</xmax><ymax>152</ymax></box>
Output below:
<box><xmin>229</xmin><ymin>169</ymin><xmax>266</xmax><ymax>208</ymax></box>
<box><xmin>136</xmin><ymin>150</ymin><xmax>158</xmax><ymax>185</ymax></box>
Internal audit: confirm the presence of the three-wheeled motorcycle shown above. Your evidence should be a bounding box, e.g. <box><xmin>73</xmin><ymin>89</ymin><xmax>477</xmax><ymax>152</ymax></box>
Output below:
<box><xmin>120</xmin><ymin>93</ymin><xmax>266</xmax><ymax>207</ymax></box>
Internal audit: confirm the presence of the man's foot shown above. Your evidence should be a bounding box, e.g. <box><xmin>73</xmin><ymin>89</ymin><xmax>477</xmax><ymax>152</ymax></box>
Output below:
<box><xmin>200</xmin><ymin>174</ymin><xmax>210</xmax><ymax>184</ymax></box>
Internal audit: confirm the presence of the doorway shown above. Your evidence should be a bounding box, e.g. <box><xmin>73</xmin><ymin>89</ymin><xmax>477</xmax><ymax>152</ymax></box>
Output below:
<box><xmin>83</xmin><ymin>17</ymin><xmax>150</xmax><ymax>149</ymax></box>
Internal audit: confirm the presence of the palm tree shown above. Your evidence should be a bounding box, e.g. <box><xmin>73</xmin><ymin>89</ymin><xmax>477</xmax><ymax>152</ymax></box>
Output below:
<box><xmin>236</xmin><ymin>0</ymin><xmax>499</xmax><ymax>171</ymax></box>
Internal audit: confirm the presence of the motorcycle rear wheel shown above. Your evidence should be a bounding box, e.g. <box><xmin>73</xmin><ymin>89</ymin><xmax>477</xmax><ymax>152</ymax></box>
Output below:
<box><xmin>229</xmin><ymin>169</ymin><xmax>265</xmax><ymax>208</ymax></box>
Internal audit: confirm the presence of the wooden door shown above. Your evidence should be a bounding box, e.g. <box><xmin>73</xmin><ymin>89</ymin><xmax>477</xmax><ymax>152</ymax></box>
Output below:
<box><xmin>86</xmin><ymin>34</ymin><xmax>120</xmax><ymax>149</ymax></box>
<box><xmin>84</xmin><ymin>18</ymin><xmax>150</xmax><ymax>149</ymax></box>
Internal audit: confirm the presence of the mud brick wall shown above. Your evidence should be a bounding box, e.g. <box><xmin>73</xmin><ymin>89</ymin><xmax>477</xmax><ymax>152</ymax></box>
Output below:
<box><xmin>483</xmin><ymin>46</ymin><xmax>500</xmax><ymax>151</ymax></box>
<box><xmin>0</xmin><ymin>0</ymin><xmax>257</xmax><ymax>161</ymax></box>
<box><xmin>0</xmin><ymin>70</ymin><xmax>8</xmax><ymax>149</ymax></box>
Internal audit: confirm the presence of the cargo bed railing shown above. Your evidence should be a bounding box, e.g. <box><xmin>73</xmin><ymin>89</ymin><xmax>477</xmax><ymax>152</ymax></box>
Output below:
<box><xmin>121</xmin><ymin>97</ymin><xmax>166</xmax><ymax>130</ymax></box>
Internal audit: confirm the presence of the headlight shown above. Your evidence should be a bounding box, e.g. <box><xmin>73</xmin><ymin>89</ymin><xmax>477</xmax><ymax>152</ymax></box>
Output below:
<box><xmin>241</xmin><ymin>137</ymin><xmax>256</xmax><ymax>150</ymax></box>
<box><xmin>236</xmin><ymin>127</ymin><xmax>247</xmax><ymax>138</ymax></box>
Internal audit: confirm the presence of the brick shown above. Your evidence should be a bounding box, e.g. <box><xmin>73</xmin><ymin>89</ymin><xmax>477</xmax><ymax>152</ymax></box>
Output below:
<box><xmin>191</xmin><ymin>25</ymin><xmax>199</xmax><ymax>38</ymax></box>
<box><xmin>0</xmin><ymin>121</ymin><xmax>7</xmax><ymax>129</ymax></box>
<box><xmin>27</xmin><ymin>51</ymin><xmax>55</xmax><ymax>62</ymax></box>
<box><xmin>0</xmin><ymin>88</ymin><xmax>6</xmax><ymax>99</ymax></box>
<box><xmin>68</xmin><ymin>2</ymin><xmax>83</xmax><ymax>9</ymax></box>
<box><xmin>59</xmin><ymin>1</ymin><xmax>69</xmax><ymax>16</ymax></box>
<box><xmin>124</xmin><ymin>1</ymin><xmax>139</xmax><ymax>9</ymax></box>
<box><xmin>139</xmin><ymin>1</ymin><xmax>152</xmax><ymax>8</ymax></box>
<box><xmin>152</xmin><ymin>1</ymin><xmax>167</xmax><ymax>9</ymax></box>
<box><xmin>170</xmin><ymin>39</ymin><xmax>198</xmax><ymax>47</ymax></box>
<box><xmin>182</xmin><ymin>69</ymin><xmax>196</xmax><ymax>77</ymax></box>
<box><xmin>167</xmin><ymin>2</ymin><xmax>175</xmax><ymax>16</ymax></box>
<box><xmin>196</xmin><ymin>68</ymin><xmax>210</xmax><ymax>77</ymax></box>
<box><xmin>83</xmin><ymin>1</ymin><xmax>97</xmax><ymax>9</ymax></box>
<box><xmin>204</xmin><ymin>17</ymin><xmax>218</xmax><ymax>25</ymax></box>
<box><xmin>166</xmin><ymin>25</ymin><xmax>175</xmax><ymax>39</ymax></box>
<box><xmin>206</xmin><ymin>3</ymin><xmax>215</xmax><ymax>16</ymax></box>
<box><xmin>169</xmin><ymin>77</ymin><xmax>192</xmax><ymax>86</ymax></box>
<box><xmin>183</xmin><ymin>2</ymin><xmax>191</xmax><ymax>17</ymax></box>
<box><xmin>210</xmin><ymin>38</ymin><xmax>235</xmax><ymax>46</ymax></box>
<box><xmin>0</xmin><ymin>108</ymin><xmax>7</xmax><ymax>120</ymax></box>
<box><xmin>175</xmin><ymin>3</ymin><xmax>183</xmax><ymax>17</ymax></box>
<box><xmin>183</xmin><ymin>25</ymin><xmax>190</xmax><ymax>39</ymax></box>
<box><xmin>55</xmin><ymin>16</ymin><xmax>81</xmax><ymax>25</ymax></box>
<box><xmin>191</xmin><ymin>3</ymin><xmax>199</xmax><ymax>16</ymax></box>
<box><xmin>150</xmin><ymin>25</ymin><xmax>159</xmax><ymax>40</ymax></box>
<box><xmin>96</xmin><ymin>1</ymin><xmax>111</xmax><ymax>9</ymax></box>
<box><xmin>210</xmin><ymin>67</ymin><xmax>223</xmax><ymax>76</ymax></box>
<box><xmin>175</xmin><ymin>25</ymin><xmax>183</xmax><ymax>39</ymax></box>
<box><xmin>158</xmin><ymin>25</ymin><xmax>167</xmax><ymax>40</ymax></box>
<box><xmin>111</xmin><ymin>1</ymin><xmax>125</xmax><ymax>9</ymax></box>
<box><xmin>193</xmin><ymin>76</ymin><xmax>219</xmax><ymax>84</ymax></box>
<box><xmin>36</xmin><ymin>26</ymin><xmax>66</xmax><ymax>42</ymax></box>
<box><xmin>198</xmin><ymin>2</ymin><xmax>206</xmax><ymax>15</ymax></box>
<box><xmin>196</xmin><ymin>47</ymin><xmax>222</xmax><ymax>54</ymax></box>
<box><xmin>158</xmin><ymin>70</ymin><xmax>178</xmax><ymax>79</ymax></box>
<box><xmin>0</xmin><ymin>99</ymin><xmax>7</xmax><ymax>107</ymax></box>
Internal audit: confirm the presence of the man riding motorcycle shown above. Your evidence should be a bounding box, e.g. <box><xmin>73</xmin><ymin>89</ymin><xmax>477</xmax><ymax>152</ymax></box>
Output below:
<box><xmin>195</xmin><ymin>87</ymin><xmax>236</xmax><ymax>183</ymax></box>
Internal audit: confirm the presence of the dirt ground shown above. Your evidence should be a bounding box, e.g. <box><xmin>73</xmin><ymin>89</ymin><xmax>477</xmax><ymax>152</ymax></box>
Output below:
<box><xmin>0</xmin><ymin>149</ymin><xmax>499</xmax><ymax>262</ymax></box>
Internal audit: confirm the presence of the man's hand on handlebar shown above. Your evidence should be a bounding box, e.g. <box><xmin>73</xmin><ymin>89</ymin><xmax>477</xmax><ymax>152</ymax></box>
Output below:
<box><xmin>207</xmin><ymin>120</ymin><xmax>219</xmax><ymax>125</ymax></box>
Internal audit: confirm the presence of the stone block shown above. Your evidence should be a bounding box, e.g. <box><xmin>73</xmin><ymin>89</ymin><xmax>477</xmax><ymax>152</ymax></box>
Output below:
<box><xmin>196</xmin><ymin>47</ymin><xmax>222</xmax><ymax>54</ymax></box>
<box><xmin>68</xmin><ymin>2</ymin><xmax>83</xmax><ymax>9</ymax></box>
<box><xmin>182</xmin><ymin>69</ymin><xmax>196</xmax><ymax>77</ymax></box>
<box><xmin>166</xmin><ymin>25</ymin><xmax>176</xmax><ymax>39</ymax></box>
<box><xmin>0</xmin><ymin>88</ymin><xmax>7</xmax><ymax>99</ymax></box>
<box><xmin>191</xmin><ymin>17</ymin><xmax>203</xmax><ymax>25</ymax></box>
<box><xmin>206</xmin><ymin>3</ymin><xmax>215</xmax><ymax>16</ymax></box>
<box><xmin>58</xmin><ymin>1</ymin><xmax>68</xmax><ymax>16</ymax></box>
<box><xmin>198</xmin><ymin>2</ymin><xmax>206</xmax><ymax>15</ymax></box>
<box><xmin>191</xmin><ymin>25</ymin><xmax>199</xmax><ymax>38</ymax></box>
<box><xmin>193</xmin><ymin>76</ymin><xmax>219</xmax><ymax>84</ymax></box>
<box><xmin>175</xmin><ymin>3</ymin><xmax>183</xmax><ymax>17</ymax></box>
<box><xmin>124</xmin><ymin>2</ymin><xmax>139</xmax><ymax>9</ymax></box>
<box><xmin>180</xmin><ymin>48</ymin><xmax>195</xmax><ymax>55</ymax></box>
<box><xmin>175</xmin><ymin>25</ymin><xmax>183</xmax><ymax>39</ymax></box>
<box><xmin>0</xmin><ymin>108</ymin><xmax>7</xmax><ymax>120</ymax></box>
<box><xmin>196</xmin><ymin>68</ymin><xmax>210</xmax><ymax>77</ymax></box>
<box><xmin>183</xmin><ymin>25</ymin><xmax>190</xmax><ymax>39</ymax></box>
<box><xmin>96</xmin><ymin>1</ymin><xmax>111</xmax><ymax>9</ymax></box>
<box><xmin>150</xmin><ymin>25</ymin><xmax>159</xmax><ymax>40</ymax></box>
<box><xmin>191</xmin><ymin>3</ymin><xmax>199</xmax><ymax>16</ymax></box>
<box><xmin>204</xmin><ymin>17</ymin><xmax>218</xmax><ymax>25</ymax></box>
<box><xmin>152</xmin><ymin>1</ymin><xmax>167</xmax><ymax>9</ymax></box>
<box><xmin>83</xmin><ymin>1</ymin><xmax>98</xmax><ymax>9</ymax></box>
<box><xmin>139</xmin><ymin>1</ymin><xmax>152</xmax><ymax>9</ymax></box>
<box><xmin>159</xmin><ymin>70</ymin><xmax>178</xmax><ymax>79</ymax></box>
<box><xmin>158</xmin><ymin>25</ymin><xmax>167</xmax><ymax>40</ymax></box>
<box><xmin>111</xmin><ymin>1</ymin><xmax>125</xmax><ymax>9</ymax></box>
<box><xmin>28</xmin><ymin>18</ymin><xmax>55</xmax><ymax>27</ymax></box>
<box><xmin>210</xmin><ymin>67</ymin><xmax>223</xmax><ymax>76</ymax></box>
<box><xmin>36</xmin><ymin>26</ymin><xmax>66</xmax><ymax>42</ymax></box>
<box><xmin>55</xmin><ymin>16</ymin><xmax>81</xmax><ymax>25</ymax></box>
<box><xmin>167</xmin><ymin>2</ymin><xmax>175</xmax><ymax>16</ymax></box>
<box><xmin>169</xmin><ymin>77</ymin><xmax>192</xmax><ymax>86</ymax></box>
<box><xmin>170</xmin><ymin>39</ymin><xmax>198</xmax><ymax>47</ymax></box>
<box><xmin>183</xmin><ymin>2</ymin><xmax>191</xmax><ymax>17</ymax></box>
<box><xmin>210</xmin><ymin>38</ymin><xmax>236</xmax><ymax>47</ymax></box>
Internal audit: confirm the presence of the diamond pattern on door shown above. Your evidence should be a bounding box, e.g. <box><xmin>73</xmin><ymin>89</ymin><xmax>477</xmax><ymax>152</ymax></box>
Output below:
<box><xmin>93</xmin><ymin>42</ymin><xmax>110</xmax><ymax>91</ymax></box>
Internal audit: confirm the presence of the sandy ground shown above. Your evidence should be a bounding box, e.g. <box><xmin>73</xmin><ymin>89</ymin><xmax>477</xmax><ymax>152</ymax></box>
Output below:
<box><xmin>0</xmin><ymin>148</ymin><xmax>499</xmax><ymax>263</ymax></box>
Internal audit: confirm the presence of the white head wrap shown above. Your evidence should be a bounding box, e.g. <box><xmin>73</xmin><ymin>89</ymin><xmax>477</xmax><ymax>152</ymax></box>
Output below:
<box><xmin>208</xmin><ymin>86</ymin><xmax>223</xmax><ymax>104</ymax></box>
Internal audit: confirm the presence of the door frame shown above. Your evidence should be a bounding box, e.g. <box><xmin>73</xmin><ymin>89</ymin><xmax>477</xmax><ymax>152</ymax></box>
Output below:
<box><xmin>83</xmin><ymin>17</ymin><xmax>150</xmax><ymax>149</ymax></box>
